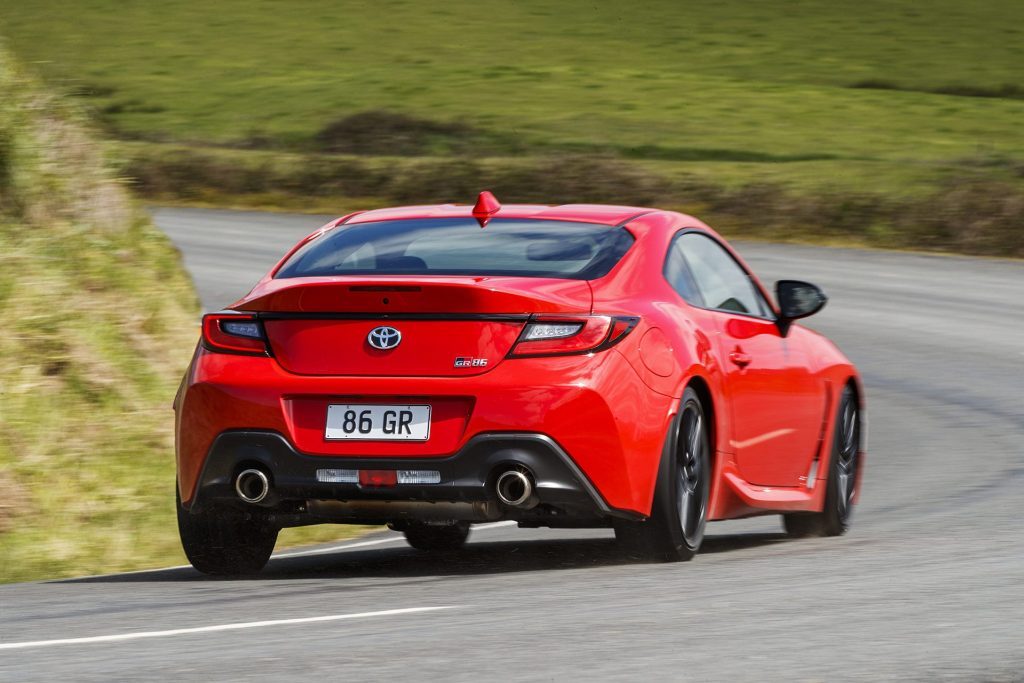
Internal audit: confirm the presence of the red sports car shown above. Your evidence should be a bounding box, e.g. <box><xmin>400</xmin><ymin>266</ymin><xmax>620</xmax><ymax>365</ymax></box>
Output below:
<box><xmin>174</xmin><ymin>193</ymin><xmax>864</xmax><ymax>575</ymax></box>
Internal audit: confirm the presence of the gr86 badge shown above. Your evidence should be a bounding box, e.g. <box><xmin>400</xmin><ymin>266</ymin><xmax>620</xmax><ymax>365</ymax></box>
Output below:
<box><xmin>454</xmin><ymin>356</ymin><xmax>488</xmax><ymax>368</ymax></box>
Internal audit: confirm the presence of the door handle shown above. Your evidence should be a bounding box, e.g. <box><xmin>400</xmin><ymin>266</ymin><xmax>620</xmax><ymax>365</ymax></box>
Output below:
<box><xmin>729</xmin><ymin>349</ymin><xmax>752</xmax><ymax>368</ymax></box>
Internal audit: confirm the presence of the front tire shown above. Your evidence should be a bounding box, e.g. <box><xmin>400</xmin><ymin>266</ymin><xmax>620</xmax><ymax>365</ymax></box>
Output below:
<box><xmin>615</xmin><ymin>387</ymin><xmax>710</xmax><ymax>562</ymax></box>
<box><xmin>177</xmin><ymin>487</ymin><xmax>279</xmax><ymax>576</ymax></box>
<box><xmin>784</xmin><ymin>384</ymin><xmax>860</xmax><ymax>537</ymax></box>
<box><xmin>403</xmin><ymin>522</ymin><xmax>470</xmax><ymax>552</ymax></box>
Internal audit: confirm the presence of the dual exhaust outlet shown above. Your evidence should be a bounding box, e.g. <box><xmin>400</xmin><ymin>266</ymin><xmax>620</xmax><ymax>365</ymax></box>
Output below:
<box><xmin>234</xmin><ymin>465</ymin><xmax>538</xmax><ymax>509</ymax></box>
<box><xmin>235</xmin><ymin>468</ymin><xmax>270</xmax><ymax>504</ymax></box>
<box><xmin>494</xmin><ymin>468</ymin><xmax>539</xmax><ymax>509</ymax></box>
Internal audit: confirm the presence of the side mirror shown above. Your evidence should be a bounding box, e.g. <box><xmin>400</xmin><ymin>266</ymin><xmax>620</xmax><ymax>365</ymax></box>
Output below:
<box><xmin>775</xmin><ymin>280</ymin><xmax>827</xmax><ymax>336</ymax></box>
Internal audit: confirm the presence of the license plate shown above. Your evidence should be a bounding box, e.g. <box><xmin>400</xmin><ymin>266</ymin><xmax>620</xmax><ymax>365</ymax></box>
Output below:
<box><xmin>325</xmin><ymin>404</ymin><xmax>431</xmax><ymax>441</ymax></box>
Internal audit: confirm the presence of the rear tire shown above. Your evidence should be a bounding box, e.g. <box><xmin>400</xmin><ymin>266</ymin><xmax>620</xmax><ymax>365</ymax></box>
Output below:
<box><xmin>403</xmin><ymin>522</ymin><xmax>470</xmax><ymax>552</ymax></box>
<box><xmin>784</xmin><ymin>384</ymin><xmax>860</xmax><ymax>538</ymax></box>
<box><xmin>176</xmin><ymin>487</ymin><xmax>278</xmax><ymax>576</ymax></box>
<box><xmin>615</xmin><ymin>387</ymin><xmax>710</xmax><ymax>562</ymax></box>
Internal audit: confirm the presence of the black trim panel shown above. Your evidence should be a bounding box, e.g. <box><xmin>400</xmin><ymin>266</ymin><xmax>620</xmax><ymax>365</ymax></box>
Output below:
<box><xmin>254</xmin><ymin>312</ymin><xmax>532</xmax><ymax>322</ymax></box>
<box><xmin>186</xmin><ymin>430</ymin><xmax>640</xmax><ymax>522</ymax></box>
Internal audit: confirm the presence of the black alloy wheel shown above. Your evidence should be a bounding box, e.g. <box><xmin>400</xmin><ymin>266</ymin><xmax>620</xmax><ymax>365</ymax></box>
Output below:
<box><xmin>615</xmin><ymin>386</ymin><xmax>710</xmax><ymax>562</ymax></box>
<box><xmin>176</xmin><ymin>486</ymin><xmax>279</xmax><ymax>576</ymax></box>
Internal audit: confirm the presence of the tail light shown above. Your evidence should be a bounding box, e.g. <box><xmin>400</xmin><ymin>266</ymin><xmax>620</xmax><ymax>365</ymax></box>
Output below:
<box><xmin>509</xmin><ymin>315</ymin><xmax>639</xmax><ymax>358</ymax></box>
<box><xmin>201</xmin><ymin>313</ymin><xmax>269</xmax><ymax>355</ymax></box>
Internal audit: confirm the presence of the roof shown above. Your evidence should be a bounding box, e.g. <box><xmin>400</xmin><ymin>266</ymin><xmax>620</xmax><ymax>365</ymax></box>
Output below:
<box><xmin>343</xmin><ymin>202</ymin><xmax>657</xmax><ymax>227</ymax></box>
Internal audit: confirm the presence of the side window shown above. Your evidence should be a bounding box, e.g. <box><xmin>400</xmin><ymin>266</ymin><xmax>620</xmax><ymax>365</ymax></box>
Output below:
<box><xmin>675</xmin><ymin>233</ymin><xmax>772</xmax><ymax>318</ymax></box>
<box><xmin>665</xmin><ymin>240</ymin><xmax>703</xmax><ymax>304</ymax></box>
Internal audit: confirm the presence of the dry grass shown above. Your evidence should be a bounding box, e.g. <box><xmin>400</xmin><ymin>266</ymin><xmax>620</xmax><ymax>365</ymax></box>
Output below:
<box><xmin>0</xmin><ymin>47</ymin><xmax>202</xmax><ymax>582</ymax></box>
<box><xmin>1</xmin><ymin>50</ymin><xmax>377</xmax><ymax>582</ymax></box>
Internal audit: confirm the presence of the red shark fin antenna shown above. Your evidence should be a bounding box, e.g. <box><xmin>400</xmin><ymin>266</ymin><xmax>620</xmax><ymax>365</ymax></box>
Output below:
<box><xmin>472</xmin><ymin>190</ymin><xmax>501</xmax><ymax>228</ymax></box>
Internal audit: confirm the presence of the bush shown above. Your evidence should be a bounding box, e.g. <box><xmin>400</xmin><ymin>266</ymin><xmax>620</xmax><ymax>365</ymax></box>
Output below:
<box><xmin>283</xmin><ymin>156</ymin><xmax>391</xmax><ymax>198</ymax></box>
<box><xmin>121</xmin><ymin>146</ymin><xmax>1024</xmax><ymax>258</ymax></box>
<box><xmin>314</xmin><ymin>110</ymin><xmax>477</xmax><ymax>155</ymax></box>
<box><xmin>898</xmin><ymin>180</ymin><xmax>1024</xmax><ymax>256</ymax></box>
<box><xmin>485</xmin><ymin>155</ymin><xmax>673</xmax><ymax>205</ymax></box>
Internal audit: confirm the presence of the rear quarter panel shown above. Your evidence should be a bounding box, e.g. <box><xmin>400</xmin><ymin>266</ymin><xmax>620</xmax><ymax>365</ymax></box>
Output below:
<box><xmin>591</xmin><ymin>211</ymin><xmax>734</xmax><ymax>447</ymax></box>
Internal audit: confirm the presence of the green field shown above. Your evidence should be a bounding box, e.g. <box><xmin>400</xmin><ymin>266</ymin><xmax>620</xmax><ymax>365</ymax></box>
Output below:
<box><xmin>2</xmin><ymin>0</ymin><xmax>1022</xmax><ymax>159</ymax></box>
<box><xmin>3</xmin><ymin>0</ymin><xmax>1023</xmax><ymax>254</ymax></box>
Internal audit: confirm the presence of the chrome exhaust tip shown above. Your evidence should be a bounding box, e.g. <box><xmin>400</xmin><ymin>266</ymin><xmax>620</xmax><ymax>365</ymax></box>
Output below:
<box><xmin>235</xmin><ymin>468</ymin><xmax>270</xmax><ymax>504</ymax></box>
<box><xmin>495</xmin><ymin>469</ymin><xmax>537</xmax><ymax>509</ymax></box>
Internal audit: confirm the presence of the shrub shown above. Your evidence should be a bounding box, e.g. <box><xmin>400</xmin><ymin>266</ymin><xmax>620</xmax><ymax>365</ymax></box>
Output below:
<box><xmin>314</xmin><ymin>110</ymin><xmax>477</xmax><ymax>155</ymax></box>
<box><xmin>121</xmin><ymin>146</ymin><xmax>1024</xmax><ymax>258</ymax></box>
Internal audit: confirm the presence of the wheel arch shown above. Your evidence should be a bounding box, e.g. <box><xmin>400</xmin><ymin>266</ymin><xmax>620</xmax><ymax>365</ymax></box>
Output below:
<box><xmin>685</xmin><ymin>375</ymin><xmax>716</xmax><ymax>456</ymax></box>
<box><xmin>843</xmin><ymin>374</ymin><xmax>866</xmax><ymax>504</ymax></box>
<box><xmin>834</xmin><ymin>372</ymin><xmax>865</xmax><ymax>457</ymax></box>
<box><xmin>812</xmin><ymin>372</ymin><xmax>865</xmax><ymax>513</ymax></box>
<box><xmin>684</xmin><ymin>374</ymin><xmax>720</xmax><ymax>517</ymax></box>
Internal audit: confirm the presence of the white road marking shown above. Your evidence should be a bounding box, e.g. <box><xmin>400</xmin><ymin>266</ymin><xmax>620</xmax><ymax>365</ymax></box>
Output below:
<box><xmin>0</xmin><ymin>606</ymin><xmax>461</xmax><ymax>650</ymax></box>
<box><xmin>69</xmin><ymin>563</ymin><xmax>193</xmax><ymax>580</ymax></box>
<box><xmin>270</xmin><ymin>535</ymin><xmax>406</xmax><ymax>558</ymax></box>
<box><xmin>272</xmin><ymin>521</ymin><xmax>516</xmax><ymax>559</ymax></box>
<box><xmin>472</xmin><ymin>520</ymin><xmax>518</xmax><ymax>531</ymax></box>
<box><xmin>68</xmin><ymin>521</ymin><xmax>519</xmax><ymax>578</ymax></box>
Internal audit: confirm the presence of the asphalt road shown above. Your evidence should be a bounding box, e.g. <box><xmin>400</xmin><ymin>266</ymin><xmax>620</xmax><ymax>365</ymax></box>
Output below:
<box><xmin>2</xmin><ymin>207</ymin><xmax>1022</xmax><ymax>681</ymax></box>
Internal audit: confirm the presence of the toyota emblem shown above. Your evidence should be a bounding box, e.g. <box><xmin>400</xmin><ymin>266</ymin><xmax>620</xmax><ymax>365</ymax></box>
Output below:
<box><xmin>367</xmin><ymin>326</ymin><xmax>402</xmax><ymax>350</ymax></box>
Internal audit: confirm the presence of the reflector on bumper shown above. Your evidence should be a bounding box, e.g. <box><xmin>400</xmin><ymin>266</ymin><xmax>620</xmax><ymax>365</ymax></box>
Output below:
<box><xmin>316</xmin><ymin>469</ymin><xmax>359</xmax><ymax>483</ymax></box>
<box><xmin>397</xmin><ymin>470</ymin><xmax>442</xmax><ymax>484</ymax></box>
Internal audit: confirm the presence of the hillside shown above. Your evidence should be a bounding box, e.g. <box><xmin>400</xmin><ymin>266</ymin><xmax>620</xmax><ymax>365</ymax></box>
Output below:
<box><xmin>0</xmin><ymin>46</ymin><xmax>200</xmax><ymax>581</ymax></box>
<box><xmin>1</xmin><ymin>0</ymin><xmax>1020</xmax><ymax>255</ymax></box>
<box><xmin>2</xmin><ymin>0</ymin><xmax>1022</xmax><ymax>161</ymax></box>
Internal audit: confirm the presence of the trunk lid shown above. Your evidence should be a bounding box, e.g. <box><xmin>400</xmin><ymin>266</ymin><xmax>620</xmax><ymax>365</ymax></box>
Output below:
<box><xmin>239</xmin><ymin>277</ymin><xmax>591</xmax><ymax>376</ymax></box>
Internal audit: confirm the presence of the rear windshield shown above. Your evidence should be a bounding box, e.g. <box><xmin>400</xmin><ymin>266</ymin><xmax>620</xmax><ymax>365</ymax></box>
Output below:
<box><xmin>275</xmin><ymin>218</ymin><xmax>634</xmax><ymax>280</ymax></box>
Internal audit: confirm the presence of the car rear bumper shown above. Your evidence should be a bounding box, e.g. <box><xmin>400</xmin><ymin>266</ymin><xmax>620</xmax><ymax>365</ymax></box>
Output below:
<box><xmin>186</xmin><ymin>430</ymin><xmax>642</xmax><ymax>525</ymax></box>
<box><xmin>175</xmin><ymin>345</ymin><xmax>677</xmax><ymax>517</ymax></box>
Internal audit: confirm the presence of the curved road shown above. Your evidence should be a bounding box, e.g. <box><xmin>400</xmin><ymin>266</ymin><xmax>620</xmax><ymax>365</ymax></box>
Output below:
<box><xmin>2</xmin><ymin>208</ymin><xmax>1022</xmax><ymax>681</ymax></box>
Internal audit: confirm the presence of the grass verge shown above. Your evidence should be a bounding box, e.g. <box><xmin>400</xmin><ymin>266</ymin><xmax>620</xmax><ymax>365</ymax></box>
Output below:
<box><xmin>0</xmin><ymin>49</ymin><xmax>372</xmax><ymax>583</ymax></box>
